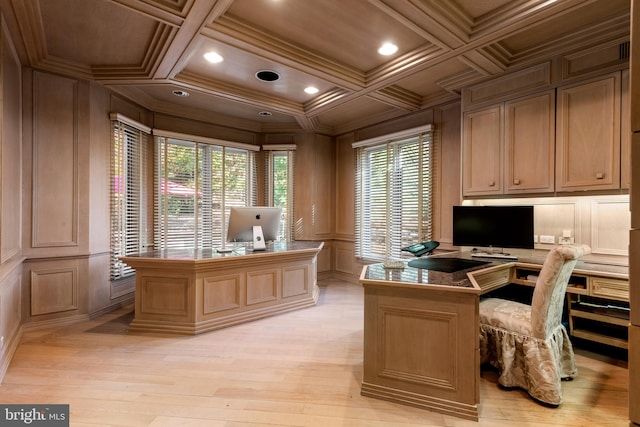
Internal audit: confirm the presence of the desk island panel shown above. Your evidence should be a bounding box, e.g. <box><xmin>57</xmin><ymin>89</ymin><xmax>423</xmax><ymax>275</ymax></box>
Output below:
<box><xmin>360</xmin><ymin>250</ymin><xmax>629</xmax><ymax>421</ymax></box>
<box><xmin>121</xmin><ymin>241</ymin><xmax>323</xmax><ymax>334</ymax></box>
<box><xmin>360</xmin><ymin>260</ymin><xmax>485</xmax><ymax>421</ymax></box>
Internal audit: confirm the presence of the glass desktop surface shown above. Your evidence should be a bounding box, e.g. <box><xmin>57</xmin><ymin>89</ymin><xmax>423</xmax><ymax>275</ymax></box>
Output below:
<box><xmin>363</xmin><ymin>262</ymin><xmax>479</xmax><ymax>288</ymax></box>
<box><xmin>122</xmin><ymin>241</ymin><xmax>322</xmax><ymax>260</ymax></box>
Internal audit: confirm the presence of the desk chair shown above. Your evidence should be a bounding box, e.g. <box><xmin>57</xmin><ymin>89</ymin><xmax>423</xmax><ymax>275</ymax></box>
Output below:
<box><xmin>479</xmin><ymin>243</ymin><xmax>591</xmax><ymax>406</ymax></box>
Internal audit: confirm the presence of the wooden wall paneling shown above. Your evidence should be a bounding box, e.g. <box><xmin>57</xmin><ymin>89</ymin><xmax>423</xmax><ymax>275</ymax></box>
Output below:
<box><xmin>153</xmin><ymin>112</ymin><xmax>259</xmax><ymax>146</ymax></box>
<box><xmin>0</xmin><ymin>260</ymin><xmax>22</xmax><ymax>381</ymax></box>
<box><xmin>1</xmin><ymin>18</ymin><xmax>22</xmax><ymax>264</ymax></box>
<box><xmin>590</xmin><ymin>198</ymin><xmax>631</xmax><ymax>255</ymax></box>
<box><xmin>316</xmin><ymin>242</ymin><xmax>332</xmax><ymax>275</ymax></box>
<box><xmin>561</xmin><ymin>40</ymin><xmax>630</xmax><ymax>83</ymax></box>
<box><xmin>31</xmin><ymin>72</ymin><xmax>79</xmax><ymax>248</ymax></box>
<box><xmin>30</xmin><ymin>266</ymin><xmax>78</xmax><ymax>316</ymax></box>
<box><xmin>335</xmin><ymin>133</ymin><xmax>355</xmax><ymax>239</ymax></box>
<box><xmin>293</xmin><ymin>134</ymin><xmax>314</xmax><ymax>240</ymax></box>
<box><xmin>313</xmin><ymin>134</ymin><xmax>334</xmax><ymax>237</ymax></box>
<box><xmin>462</xmin><ymin>62</ymin><xmax>552</xmax><ymax>110</ymax></box>
<box><xmin>621</xmin><ymin>69</ymin><xmax>631</xmax><ymax>189</ymax></box>
<box><xmin>433</xmin><ymin>102</ymin><xmax>461</xmax><ymax>246</ymax></box>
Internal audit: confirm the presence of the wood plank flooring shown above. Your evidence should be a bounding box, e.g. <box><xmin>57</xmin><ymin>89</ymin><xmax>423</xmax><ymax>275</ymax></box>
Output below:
<box><xmin>0</xmin><ymin>280</ymin><xmax>629</xmax><ymax>426</ymax></box>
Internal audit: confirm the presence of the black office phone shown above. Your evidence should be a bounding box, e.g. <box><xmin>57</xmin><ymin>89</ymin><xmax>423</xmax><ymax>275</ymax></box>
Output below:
<box><xmin>401</xmin><ymin>241</ymin><xmax>439</xmax><ymax>257</ymax></box>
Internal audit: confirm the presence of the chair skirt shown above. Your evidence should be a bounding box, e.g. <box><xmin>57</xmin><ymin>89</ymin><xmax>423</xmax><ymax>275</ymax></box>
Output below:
<box><xmin>479</xmin><ymin>322</ymin><xmax>577</xmax><ymax>405</ymax></box>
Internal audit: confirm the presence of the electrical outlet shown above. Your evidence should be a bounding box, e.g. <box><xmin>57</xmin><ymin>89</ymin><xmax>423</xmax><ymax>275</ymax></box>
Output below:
<box><xmin>540</xmin><ymin>235</ymin><xmax>555</xmax><ymax>244</ymax></box>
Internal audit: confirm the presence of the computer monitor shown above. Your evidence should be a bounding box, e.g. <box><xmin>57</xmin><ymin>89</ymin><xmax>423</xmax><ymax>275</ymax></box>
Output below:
<box><xmin>226</xmin><ymin>206</ymin><xmax>283</xmax><ymax>245</ymax></box>
<box><xmin>452</xmin><ymin>205</ymin><xmax>535</xmax><ymax>252</ymax></box>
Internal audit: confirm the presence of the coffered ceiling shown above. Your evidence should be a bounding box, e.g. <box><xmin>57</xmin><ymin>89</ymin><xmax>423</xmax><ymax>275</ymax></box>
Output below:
<box><xmin>0</xmin><ymin>0</ymin><xmax>631</xmax><ymax>135</ymax></box>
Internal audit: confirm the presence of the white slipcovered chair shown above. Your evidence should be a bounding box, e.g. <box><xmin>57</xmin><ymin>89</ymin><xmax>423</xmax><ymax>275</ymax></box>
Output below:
<box><xmin>479</xmin><ymin>244</ymin><xmax>591</xmax><ymax>406</ymax></box>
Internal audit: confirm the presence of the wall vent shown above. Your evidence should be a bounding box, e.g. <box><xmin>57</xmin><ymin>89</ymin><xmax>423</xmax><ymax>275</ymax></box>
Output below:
<box><xmin>620</xmin><ymin>41</ymin><xmax>630</xmax><ymax>60</ymax></box>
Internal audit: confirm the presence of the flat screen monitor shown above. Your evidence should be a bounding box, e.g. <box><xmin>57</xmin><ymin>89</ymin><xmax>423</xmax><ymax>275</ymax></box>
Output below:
<box><xmin>452</xmin><ymin>205</ymin><xmax>534</xmax><ymax>250</ymax></box>
<box><xmin>226</xmin><ymin>206</ymin><xmax>283</xmax><ymax>243</ymax></box>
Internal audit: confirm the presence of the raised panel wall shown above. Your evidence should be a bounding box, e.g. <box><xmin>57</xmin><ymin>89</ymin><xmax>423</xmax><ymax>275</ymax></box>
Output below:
<box><xmin>32</xmin><ymin>72</ymin><xmax>79</xmax><ymax>247</ymax></box>
<box><xmin>1</xmin><ymin>22</ymin><xmax>22</xmax><ymax>263</ymax></box>
<box><xmin>30</xmin><ymin>267</ymin><xmax>78</xmax><ymax>316</ymax></box>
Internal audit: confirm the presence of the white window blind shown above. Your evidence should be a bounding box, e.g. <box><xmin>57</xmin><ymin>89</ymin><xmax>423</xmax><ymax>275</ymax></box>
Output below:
<box><xmin>264</xmin><ymin>146</ymin><xmax>296</xmax><ymax>241</ymax></box>
<box><xmin>354</xmin><ymin>129</ymin><xmax>433</xmax><ymax>261</ymax></box>
<box><xmin>154</xmin><ymin>136</ymin><xmax>258</xmax><ymax>250</ymax></box>
<box><xmin>110</xmin><ymin>117</ymin><xmax>151</xmax><ymax>280</ymax></box>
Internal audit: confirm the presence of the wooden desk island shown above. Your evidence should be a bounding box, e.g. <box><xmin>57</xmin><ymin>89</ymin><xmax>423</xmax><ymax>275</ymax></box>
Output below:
<box><xmin>359</xmin><ymin>251</ymin><xmax>628</xmax><ymax>421</ymax></box>
<box><xmin>121</xmin><ymin>241</ymin><xmax>323</xmax><ymax>335</ymax></box>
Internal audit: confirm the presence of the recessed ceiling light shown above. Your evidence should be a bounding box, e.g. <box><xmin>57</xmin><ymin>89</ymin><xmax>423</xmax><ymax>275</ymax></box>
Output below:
<box><xmin>172</xmin><ymin>90</ymin><xmax>190</xmax><ymax>97</ymax></box>
<box><xmin>378</xmin><ymin>42</ymin><xmax>398</xmax><ymax>56</ymax></box>
<box><xmin>255</xmin><ymin>70</ymin><xmax>280</xmax><ymax>82</ymax></box>
<box><xmin>258</xmin><ymin>111</ymin><xmax>272</xmax><ymax>117</ymax></box>
<box><xmin>304</xmin><ymin>86</ymin><xmax>319</xmax><ymax>94</ymax></box>
<box><xmin>204</xmin><ymin>51</ymin><xmax>223</xmax><ymax>63</ymax></box>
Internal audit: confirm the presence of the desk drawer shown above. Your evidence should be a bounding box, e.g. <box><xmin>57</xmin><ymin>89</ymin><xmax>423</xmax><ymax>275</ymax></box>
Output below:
<box><xmin>589</xmin><ymin>277</ymin><xmax>629</xmax><ymax>302</ymax></box>
<box><xmin>473</xmin><ymin>267</ymin><xmax>511</xmax><ymax>294</ymax></box>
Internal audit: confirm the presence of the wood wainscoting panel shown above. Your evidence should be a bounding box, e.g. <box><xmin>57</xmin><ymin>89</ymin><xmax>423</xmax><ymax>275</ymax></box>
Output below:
<box><xmin>203</xmin><ymin>274</ymin><xmax>242</xmax><ymax>314</ymax></box>
<box><xmin>282</xmin><ymin>265</ymin><xmax>308</xmax><ymax>298</ymax></box>
<box><xmin>361</xmin><ymin>283</ymin><xmax>479</xmax><ymax>421</ymax></box>
<box><xmin>246</xmin><ymin>269</ymin><xmax>278</xmax><ymax>305</ymax></box>
<box><xmin>139</xmin><ymin>276</ymin><xmax>190</xmax><ymax>318</ymax></box>
<box><xmin>30</xmin><ymin>267</ymin><xmax>78</xmax><ymax>316</ymax></box>
<box><xmin>379</xmin><ymin>306</ymin><xmax>456</xmax><ymax>389</ymax></box>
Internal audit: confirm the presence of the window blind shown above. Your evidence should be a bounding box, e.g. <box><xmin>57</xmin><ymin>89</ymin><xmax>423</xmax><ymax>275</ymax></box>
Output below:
<box><xmin>110</xmin><ymin>118</ymin><xmax>150</xmax><ymax>280</ymax></box>
<box><xmin>355</xmin><ymin>130</ymin><xmax>433</xmax><ymax>261</ymax></box>
<box><xmin>154</xmin><ymin>136</ymin><xmax>257</xmax><ymax>250</ymax></box>
<box><xmin>264</xmin><ymin>147</ymin><xmax>296</xmax><ymax>241</ymax></box>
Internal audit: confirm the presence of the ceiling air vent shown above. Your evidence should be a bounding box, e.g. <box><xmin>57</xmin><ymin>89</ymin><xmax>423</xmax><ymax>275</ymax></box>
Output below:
<box><xmin>620</xmin><ymin>41</ymin><xmax>630</xmax><ymax>60</ymax></box>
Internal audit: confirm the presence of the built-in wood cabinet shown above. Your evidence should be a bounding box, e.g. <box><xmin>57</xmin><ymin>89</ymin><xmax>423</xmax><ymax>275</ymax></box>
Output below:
<box><xmin>462</xmin><ymin>90</ymin><xmax>555</xmax><ymax>196</ymax></box>
<box><xmin>463</xmin><ymin>70</ymin><xmax>627</xmax><ymax>196</ymax></box>
<box><xmin>555</xmin><ymin>72</ymin><xmax>621</xmax><ymax>191</ymax></box>
<box><xmin>462</xmin><ymin>105</ymin><xmax>503</xmax><ymax>196</ymax></box>
<box><xmin>504</xmin><ymin>90</ymin><xmax>555</xmax><ymax>194</ymax></box>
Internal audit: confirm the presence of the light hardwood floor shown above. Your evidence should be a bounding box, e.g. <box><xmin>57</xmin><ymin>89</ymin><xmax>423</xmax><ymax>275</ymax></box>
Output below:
<box><xmin>0</xmin><ymin>281</ymin><xmax>629</xmax><ymax>426</ymax></box>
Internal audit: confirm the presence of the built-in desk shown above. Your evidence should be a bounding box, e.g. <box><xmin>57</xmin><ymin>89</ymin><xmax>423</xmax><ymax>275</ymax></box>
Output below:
<box><xmin>359</xmin><ymin>251</ymin><xmax>628</xmax><ymax>421</ymax></box>
<box><xmin>121</xmin><ymin>241</ymin><xmax>323</xmax><ymax>335</ymax></box>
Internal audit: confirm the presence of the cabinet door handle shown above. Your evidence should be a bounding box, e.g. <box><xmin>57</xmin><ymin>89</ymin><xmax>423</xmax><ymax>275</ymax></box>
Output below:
<box><xmin>513</xmin><ymin>179</ymin><xmax>520</xmax><ymax>185</ymax></box>
<box><xmin>595</xmin><ymin>172</ymin><xmax>604</xmax><ymax>179</ymax></box>
<box><xmin>488</xmin><ymin>180</ymin><xmax>495</xmax><ymax>187</ymax></box>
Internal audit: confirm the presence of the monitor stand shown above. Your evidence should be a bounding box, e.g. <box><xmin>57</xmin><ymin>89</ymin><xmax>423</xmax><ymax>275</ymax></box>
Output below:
<box><xmin>252</xmin><ymin>225</ymin><xmax>266</xmax><ymax>251</ymax></box>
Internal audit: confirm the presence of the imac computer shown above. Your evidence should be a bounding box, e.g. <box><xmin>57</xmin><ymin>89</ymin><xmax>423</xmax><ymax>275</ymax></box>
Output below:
<box><xmin>452</xmin><ymin>205</ymin><xmax>534</xmax><ymax>259</ymax></box>
<box><xmin>221</xmin><ymin>206</ymin><xmax>283</xmax><ymax>252</ymax></box>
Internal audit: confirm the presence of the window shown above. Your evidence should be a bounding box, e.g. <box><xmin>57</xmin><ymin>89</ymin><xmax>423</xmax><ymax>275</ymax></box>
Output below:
<box><xmin>154</xmin><ymin>131</ymin><xmax>259</xmax><ymax>250</ymax></box>
<box><xmin>354</xmin><ymin>126</ymin><xmax>433</xmax><ymax>261</ymax></box>
<box><xmin>110</xmin><ymin>114</ymin><xmax>151</xmax><ymax>280</ymax></box>
<box><xmin>264</xmin><ymin>145</ymin><xmax>295</xmax><ymax>241</ymax></box>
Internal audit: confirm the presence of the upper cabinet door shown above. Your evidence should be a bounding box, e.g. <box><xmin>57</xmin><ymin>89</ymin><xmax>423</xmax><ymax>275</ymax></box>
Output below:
<box><xmin>504</xmin><ymin>90</ymin><xmax>555</xmax><ymax>194</ymax></box>
<box><xmin>462</xmin><ymin>105</ymin><xmax>503</xmax><ymax>196</ymax></box>
<box><xmin>556</xmin><ymin>72</ymin><xmax>621</xmax><ymax>192</ymax></box>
